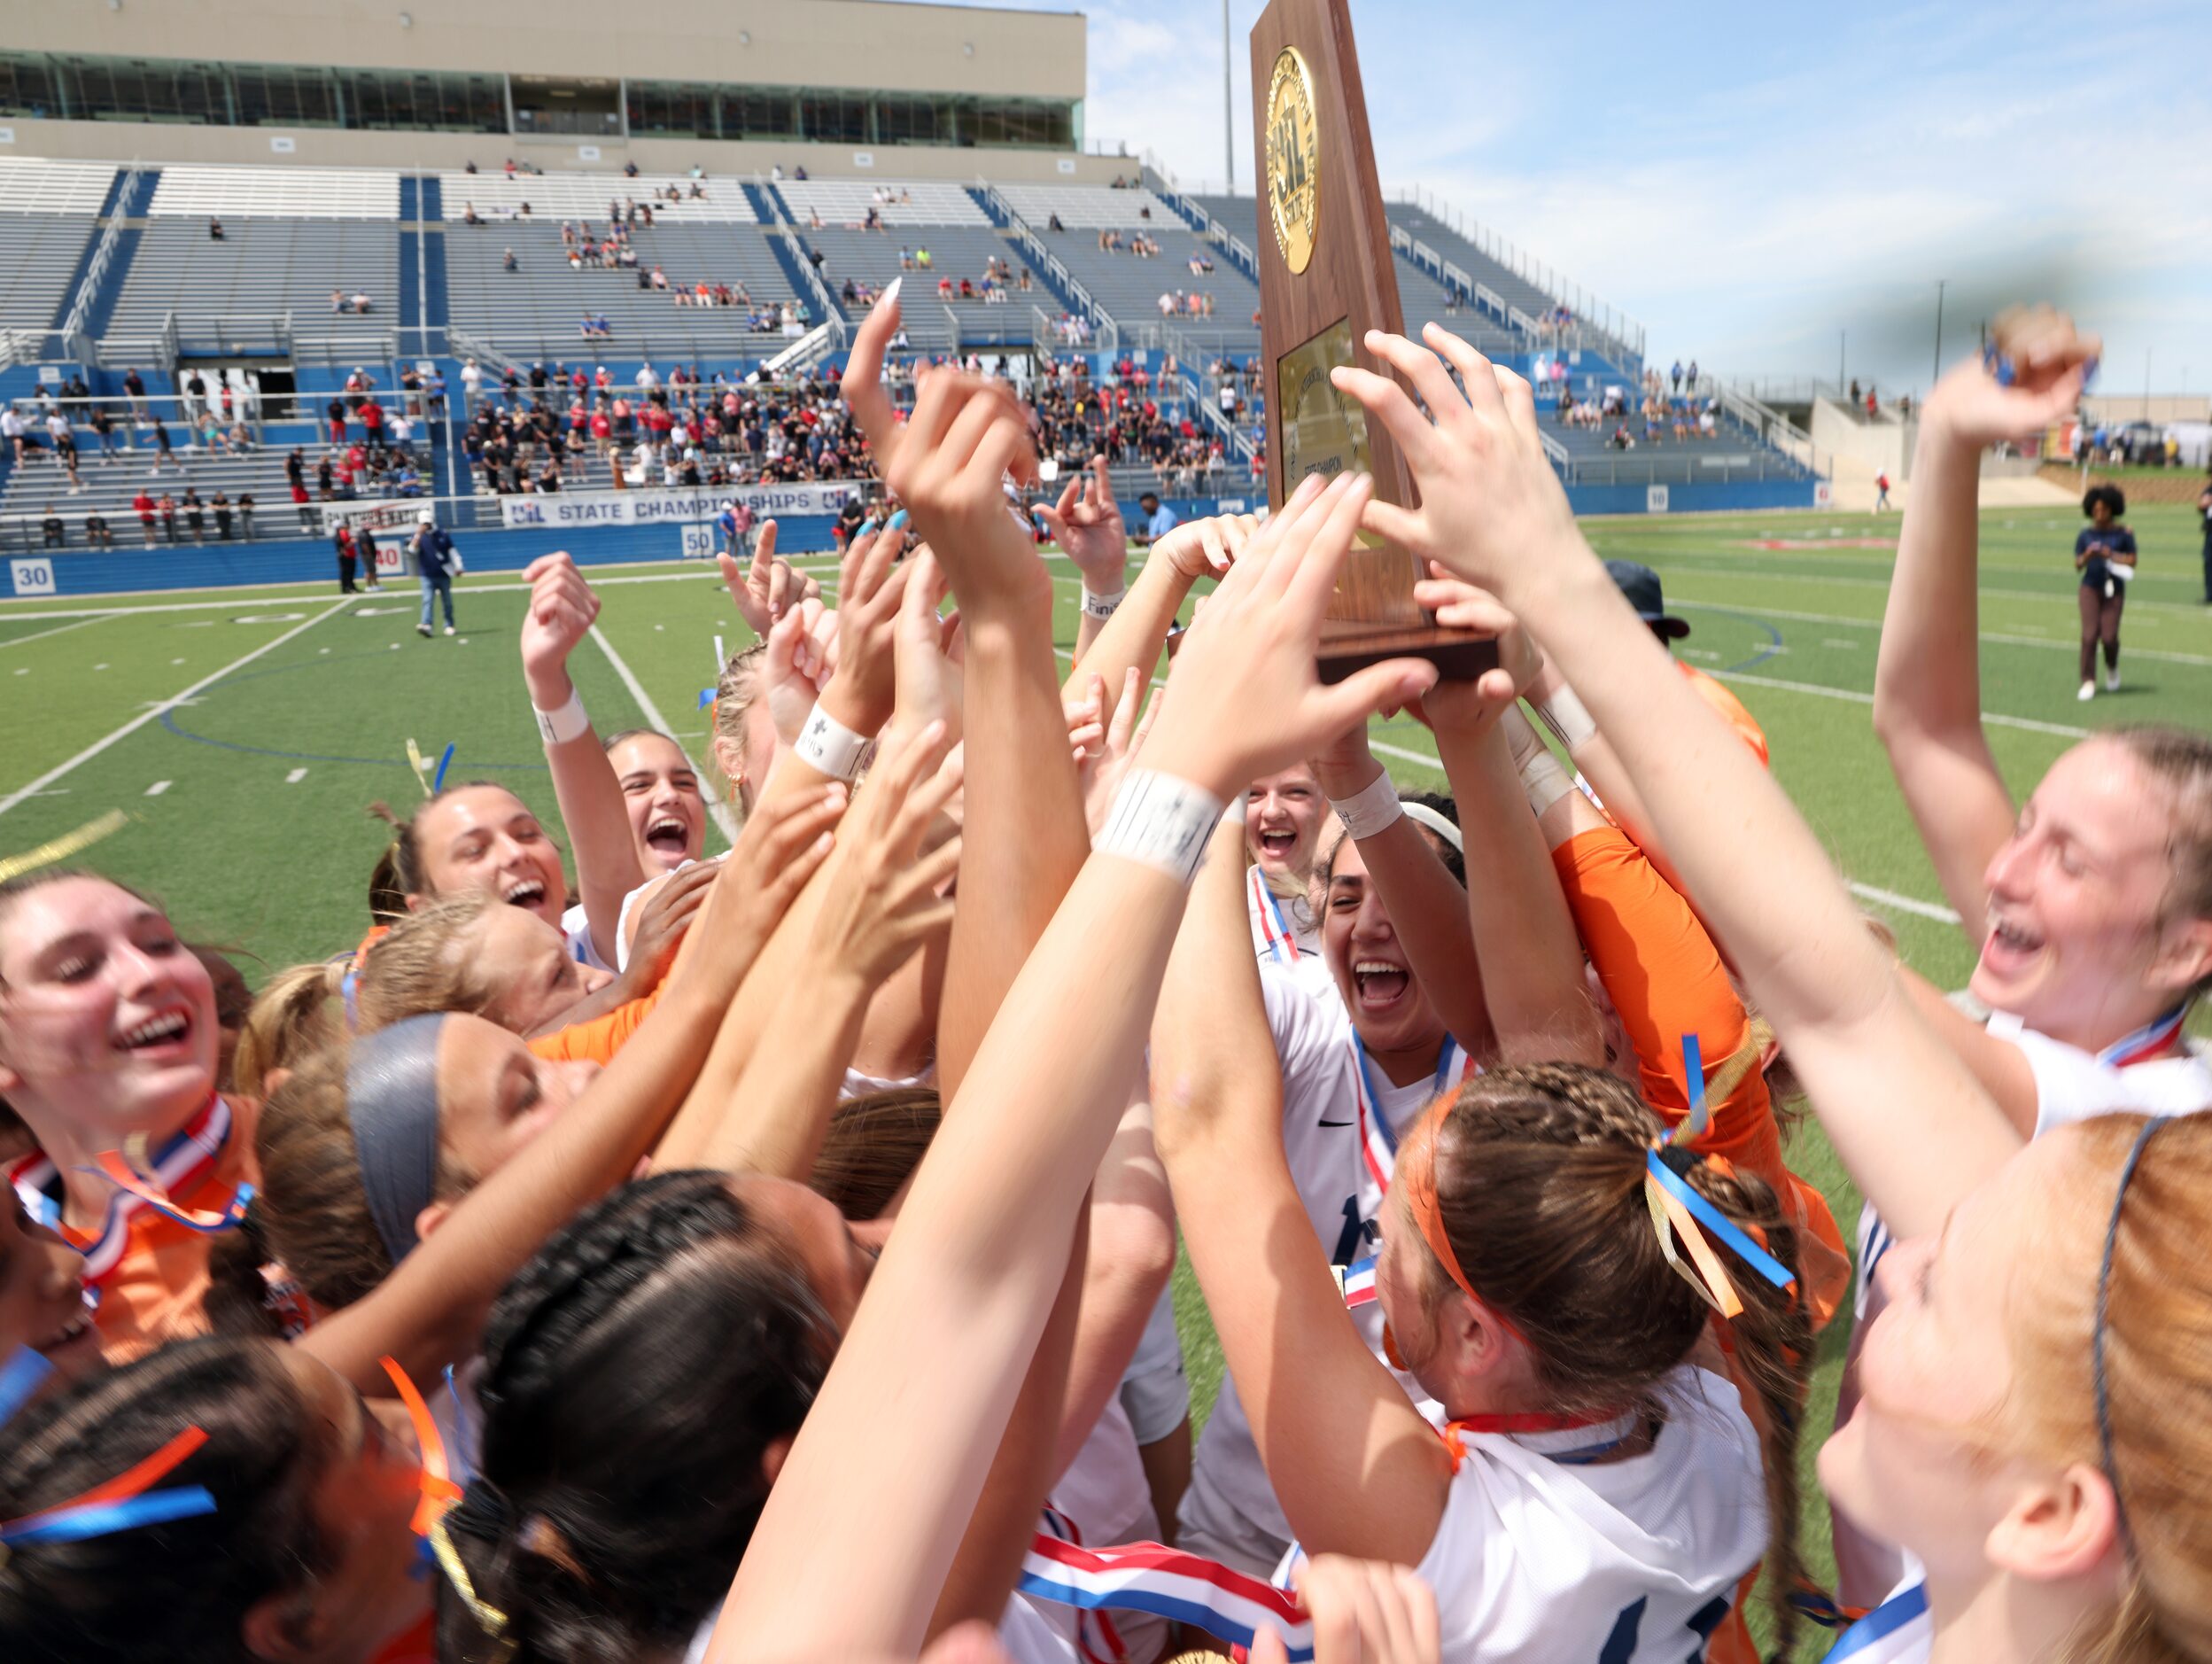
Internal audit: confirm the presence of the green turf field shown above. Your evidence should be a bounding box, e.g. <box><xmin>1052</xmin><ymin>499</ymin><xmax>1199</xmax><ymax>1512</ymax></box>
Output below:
<box><xmin>3</xmin><ymin>502</ymin><xmax>2207</xmax><ymax>1650</ymax></box>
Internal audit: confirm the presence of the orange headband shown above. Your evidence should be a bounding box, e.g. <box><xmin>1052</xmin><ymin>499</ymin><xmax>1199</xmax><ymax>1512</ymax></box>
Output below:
<box><xmin>1398</xmin><ymin>1100</ymin><xmax>1529</xmax><ymax>1345</ymax></box>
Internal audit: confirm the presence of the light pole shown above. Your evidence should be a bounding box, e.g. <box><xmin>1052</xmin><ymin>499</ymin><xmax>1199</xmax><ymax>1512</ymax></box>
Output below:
<box><xmin>1932</xmin><ymin>279</ymin><xmax>1947</xmax><ymax>388</ymax></box>
<box><xmin>1223</xmin><ymin>0</ymin><xmax>1235</xmax><ymax>192</ymax></box>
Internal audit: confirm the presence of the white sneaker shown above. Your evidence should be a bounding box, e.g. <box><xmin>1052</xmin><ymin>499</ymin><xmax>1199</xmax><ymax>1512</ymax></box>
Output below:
<box><xmin>443</xmin><ymin>626</ymin><xmax>455</xmax><ymax>636</ymax></box>
<box><xmin>417</xmin><ymin>622</ymin><xmax>431</xmax><ymax>636</ymax></box>
<box><xmin>2077</xmin><ymin>680</ymin><xmax>2095</xmax><ymax>703</ymax></box>
<box><xmin>2105</xmin><ymin>669</ymin><xmax>2121</xmax><ymax>693</ymax></box>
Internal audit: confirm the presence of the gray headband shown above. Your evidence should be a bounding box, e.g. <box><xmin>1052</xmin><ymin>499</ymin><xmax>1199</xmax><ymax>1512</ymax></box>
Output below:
<box><xmin>345</xmin><ymin>1013</ymin><xmax>447</xmax><ymax>1268</ymax></box>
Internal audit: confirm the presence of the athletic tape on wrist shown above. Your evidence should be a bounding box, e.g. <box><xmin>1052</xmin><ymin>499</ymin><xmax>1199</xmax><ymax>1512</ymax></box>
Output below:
<box><xmin>532</xmin><ymin>688</ymin><xmax>591</xmax><ymax>748</ymax></box>
<box><xmin>793</xmin><ymin>706</ymin><xmax>870</xmax><ymax>782</ymax></box>
<box><xmin>1535</xmin><ymin>684</ymin><xmax>1596</xmax><ymax>752</ymax></box>
<box><xmin>1082</xmin><ymin>587</ymin><xmax>1127</xmax><ymax>621</ymax></box>
<box><xmin>1097</xmin><ymin>769</ymin><xmax>1224</xmax><ymax>885</ymax></box>
<box><xmin>1518</xmin><ymin>747</ymin><xmax>1575</xmax><ymax>819</ymax></box>
<box><xmin>1328</xmin><ymin>770</ymin><xmax>1403</xmax><ymax>840</ymax></box>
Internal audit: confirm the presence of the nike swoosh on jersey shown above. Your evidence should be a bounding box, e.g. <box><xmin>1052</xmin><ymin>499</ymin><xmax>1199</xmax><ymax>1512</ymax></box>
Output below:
<box><xmin>1317</xmin><ymin>1118</ymin><xmax>1354</xmax><ymax>1127</ymax></box>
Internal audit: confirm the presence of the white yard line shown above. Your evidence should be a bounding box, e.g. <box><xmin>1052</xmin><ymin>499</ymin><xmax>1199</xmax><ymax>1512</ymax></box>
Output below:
<box><xmin>1843</xmin><ymin>882</ymin><xmax>1961</xmax><ymax>924</ymax></box>
<box><xmin>1709</xmin><ymin>669</ymin><xmax>2090</xmax><ymax>739</ymax></box>
<box><xmin>0</xmin><ymin>614</ymin><xmax>109</xmax><ymax>651</ymax></box>
<box><xmin>589</xmin><ymin>623</ymin><xmax>739</xmax><ymax>845</ymax></box>
<box><xmin>1671</xmin><ymin>595</ymin><xmax>2212</xmax><ymax>669</ymax></box>
<box><xmin>144</xmin><ymin>780</ymin><xmax>171</xmax><ymax>796</ymax></box>
<box><xmin>0</xmin><ymin>601</ymin><xmax>352</xmax><ymax>820</ymax></box>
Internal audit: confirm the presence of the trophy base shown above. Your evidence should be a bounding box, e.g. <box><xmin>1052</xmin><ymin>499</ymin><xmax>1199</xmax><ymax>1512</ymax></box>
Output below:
<box><xmin>1316</xmin><ymin>625</ymin><xmax>1500</xmax><ymax>686</ymax></box>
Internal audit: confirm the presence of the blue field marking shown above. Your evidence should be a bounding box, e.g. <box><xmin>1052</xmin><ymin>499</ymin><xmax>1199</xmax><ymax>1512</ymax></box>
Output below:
<box><xmin>1674</xmin><ymin>602</ymin><xmax>1786</xmax><ymax>673</ymax></box>
<box><xmin>152</xmin><ymin>648</ymin><xmax>549</xmax><ymax>774</ymax></box>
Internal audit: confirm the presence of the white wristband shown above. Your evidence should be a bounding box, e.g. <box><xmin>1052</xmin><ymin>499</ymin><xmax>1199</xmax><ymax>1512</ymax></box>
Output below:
<box><xmin>532</xmin><ymin>688</ymin><xmax>591</xmax><ymax>747</ymax></box>
<box><xmin>794</xmin><ymin>705</ymin><xmax>870</xmax><ymax>781</ymax></box>
<box><xmin>1327</xmin><ymin>771</ymin><xmax>1403</xmax><ymax>841</ymax></box>
<box><xmin>1518</xmin><ymin>747</ymin><xmax>1576</xmax><ymax>819</ymax></box>
<box><xmin>1082</xmin><ymin>586</ymin><xmax>1127</xmax><ymax>621</ymax></box>
<box><xmin>1534</xmin><ymin>684</ymin><xmax>1596</xmax><ymax>752</ymax></box>
<box><xmin>1097</xmin><ymin>769</ymin><xmax>1225</xmax><ymax>885</ymax></box>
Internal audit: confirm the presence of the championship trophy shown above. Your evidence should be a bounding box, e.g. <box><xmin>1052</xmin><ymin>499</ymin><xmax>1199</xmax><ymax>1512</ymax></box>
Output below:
<box><xmin>1250</xmin><ymin>0</ymin><xmax>1496</xmax><ymax>681</ymax></box>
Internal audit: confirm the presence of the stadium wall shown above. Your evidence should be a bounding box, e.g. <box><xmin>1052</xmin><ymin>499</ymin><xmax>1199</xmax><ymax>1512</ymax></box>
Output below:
<box><xmin>3</xmin><ymin>482</ymin><xmax>1821</xmax><ymax>601</ymax></box>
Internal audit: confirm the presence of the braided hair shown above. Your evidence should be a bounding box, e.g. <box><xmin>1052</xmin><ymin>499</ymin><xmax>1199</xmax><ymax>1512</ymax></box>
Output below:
<box><xmin>437</xmin><ymin>1170</ymin><xmax>834</xmax><ymax>1664</ymax></box>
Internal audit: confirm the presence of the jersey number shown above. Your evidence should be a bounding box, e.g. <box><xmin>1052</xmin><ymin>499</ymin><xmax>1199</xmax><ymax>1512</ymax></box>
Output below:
<box><xmin>1596</xmin><ymin>1594</ymin><xmax>1729</xmax><ymax>1663</ymax></box>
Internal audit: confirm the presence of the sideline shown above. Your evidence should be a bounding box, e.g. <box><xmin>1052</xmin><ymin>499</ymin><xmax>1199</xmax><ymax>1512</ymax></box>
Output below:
<box><xmin>0</xmin><ymin>615</ymin><xmax>111</xmax><ymax>652</ymax></box>
<box><xmin>0</xmin><ymin>600</ymin><xmax>354</xmax><ymax>819</ymax></box>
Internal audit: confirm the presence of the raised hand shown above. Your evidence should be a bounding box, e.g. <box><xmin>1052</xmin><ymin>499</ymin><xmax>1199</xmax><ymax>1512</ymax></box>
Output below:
<box><xmin>1032</xmin><ymin>455</ymin><xmax>1128</xmax><ymax>594</ymax></box>
<box><xmin>762</xmin><ymin>603</ymin><xmax>834</xmax><ymax>745</ymax></box>
<box><xmin>819</xmin><ymin>523</ymin><xmax>914</xmax><ymax>737</ymax></box>
<box><xmin>1329</xmin><ymin>323</ymin><xmax>1577</xmax><ymax>597</ymax></box>
<box><xmin>718</xmin><ymin>519</ymin><xmax>822</xmax><ymax>638</ymax></box>
<box><xmin>1141</xmin><ymin>470</ymin><xmax>1438</xmax><ymax>801</ymax></box>
<box><xmin>1078</xmin><ymin>666</ymin><xmax>1158</xmax><ymax>836</ymax></box>
<box><xmin>613</xmin><ymin>856</ymin><xmax>722</xmax><ymax>996</ymax></box>
<box><xmin>884</xmin><ymin>369</ymin><xmax>1045</xmax><ymax>620</ymax></box>
<box><xmin>519</xmin><ymin>552</ymin><xmax>601</xmax><ymax>707</ymax></box>
<box><xmin>840</xmin><ymin>277</ymin><xmax>904</xmax><ymax>468</ymax></box>
<box><xmin>805</xmin><ymin>719</ymin><xmax>963</xmax><ymax>989</ymax></box>
<box><xmin>716</xmin><ymin>780</ymin><xmax>849</xmax><ymax>954</ymax></box>
<box><xmin>1404</xmin><ymin>564</ymin><xmax>1539</xmax><ymax>737</ymax></box>
<box><xmin>1153</xmin><ymin>509</ymin><xmax>1255</xmax><ymax>586</ymax></box>
<box><xmin>890</xmin><ymin>545</ymin><xmax>964</xmax><ymax>745</ymax></box>
<box><xmin>1922</xmin><ymin>303</ymin><xmax>2099</xmax><ymax>451</ymax></box>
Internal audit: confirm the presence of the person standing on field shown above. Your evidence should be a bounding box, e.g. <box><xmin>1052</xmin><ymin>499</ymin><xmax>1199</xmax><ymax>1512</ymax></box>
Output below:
<box><xmin>2073</xmin><ymin>483</ymin><xmax>2135</xmax><ymax>701</ymax></box>
<box><xmin>410</xmin><ymin>509</ymin><xmax>461</xmax><ymax>637</ymax></box>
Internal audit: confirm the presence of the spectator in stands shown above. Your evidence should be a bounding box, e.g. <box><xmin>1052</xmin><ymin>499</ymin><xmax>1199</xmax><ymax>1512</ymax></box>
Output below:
<box><xmin>207</xmin><ymin>216</ymin><xmax>224</xmax><ymax>241</ymax></box>
<box><xmin>0</xmin><ymin>405</ymin><xmax>27</xmax><ymax>466</ymax></box>
<box><xmin>41</xmin><ymin>505</ymin><xmax>63</xmax><ymax>549</ymax></box>
<box><xmin>181</xmin><ymin>488</ymin><xmax>206</xmax><ymax>544</ymax></box>
<box><xmin>84</xmin><ymin>511</ymin><xmax>112</xmax><ymax>549</ymax></box>
<box><xmin>132</xmin><ymin>490</ymin><xmax>155</xmax><ymax>547</ymax></box>
<box><xmin>122</xmin><ymin>366</ymin><xmax>145</xmax><ymax>417</ymax></box>
<box><xmin>1686</xmin><ymin>358</ymin><xmax>1698</xmax><ymax>387</ymax></box>
<box><xmin>463</xmin><ymin>201</ymin><xmax>483</xmax><ymax>226</ymax></box>
<box><xmin>157</xmin><ymin>491</ymin><xmax>179</xmax><ymax>544</ymax></box>
<box><xmin>359</xmin><ymin>396</ymin><xmax>384</xmax><ymax>446</ymax></box>
<box><xmin>503</xmin><ymin>246</ymin><xmax>518</xmax><ymax>271</ymax></box>
<box><xmin>236</xmin><ymin>494</ymin><xmax>254</xmax><ymax>540</ymax></box>
<box><xmin>291</xmin><ymin>479</ymin><xmax>314</xmax><ymax>534</ymax></box>
<box><xmin>212</xmin><ymin>492</ymin><xmax>233</xmax><ymax>541</ymax></box>
<box><xmin>330</xmin><ymin>288</ymin><xmax>349</xmax><ymax>314</ymax></box>
<box><xmin>352</xmin><ymin>290</ymin><xmax>372</xmax><ymax>314</ymax></box>
<box><xmin>327</xmin><ymin>397</ymin><xmax>348</xmax><ymax>445</ymax></box>
<box><xmin>151</xmin><ymin>416</ymin><xmax>174</xmax><ymax>470</ymax></box>
<box><xmin>1865</xmin><ymin>385</ymin><xmax>1879</xmax><ymax>420</ymax></box>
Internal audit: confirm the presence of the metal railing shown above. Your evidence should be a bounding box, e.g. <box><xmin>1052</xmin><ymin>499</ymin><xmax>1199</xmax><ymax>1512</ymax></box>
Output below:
<box><xmin>1396</xmin><ymin>184</ymin><xmax>1646</xmax><ymax>366</ymax></box>
<box><xmin>1550</xmin><ymin>450</ymin><xmax>1814</xmax><ymax>488</ymax></box>
<box><xmin>982</xmin><ymin>180</ymin><xmax>1120</xmax><ymax>355</ymax></box>
<box><xmin>750</xmin><ymin>175</ymin><xmax>846</xmax><ymax>348</ymax></box>
<box><xmin>761</xmin><ymin>321</ymin><xmax>842</xmax><ymax>377</ymax></box>
<box><xmin>58</xmin><ymin>159</ymin><xmax>143</xmax><ymax>365</ymax></box>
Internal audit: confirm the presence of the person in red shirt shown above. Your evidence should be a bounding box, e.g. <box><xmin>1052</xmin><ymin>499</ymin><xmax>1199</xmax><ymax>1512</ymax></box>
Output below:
<box><xmin>291</xmin><ymin>479</ymin><xmax>314</xmax><ymax>536</ymax></box>
<box><xmin>358</xmin><ymin>398</ymin><xmax>384</xmax><ymax>443</ymax></box>
<box><xmin>132</xmin><ymin>490</ymin><xmax>156</xmax><ymax>548</ymax></box>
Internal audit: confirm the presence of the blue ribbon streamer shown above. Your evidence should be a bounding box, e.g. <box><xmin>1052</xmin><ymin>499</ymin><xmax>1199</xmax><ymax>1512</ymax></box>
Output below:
<box><xmin>0</xmin><ymin>1346</ymin><xmax>54</xmax><ymax>1427</ymax></box>
<box><xmin>1645</xmin><ymin>1151</ymin><xmax>1795</xmax><ymax>1291</ymax></box>
<box><xmin>1</xmin><ymin>1486</ymin><xmax>220</xmax><ymax>1546</ymax></box>
<box><xmin>431</xmin><ymin>743</ymin><xmax>456</xmax><ymax>794</ymax></box>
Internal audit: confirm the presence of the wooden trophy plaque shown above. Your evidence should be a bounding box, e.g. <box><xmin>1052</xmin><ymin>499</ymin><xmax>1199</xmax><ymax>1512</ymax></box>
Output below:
<box><xmin>1250</xmin><ymin>0</ymin><xmax>1495</xmax><ymax>682</ymax></box>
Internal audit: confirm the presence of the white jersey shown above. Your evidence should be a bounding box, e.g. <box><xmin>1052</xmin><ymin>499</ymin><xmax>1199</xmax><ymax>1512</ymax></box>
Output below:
<box><xmin>559</xmin><ymin>901</ymin><xmax>611</xmax><ymax>975</ymax></box>
<box><xmin>1181</xmin><ymin>965</ymin><xmax>1458</xmax><ymax>1571</ymax></box>
<box><xmin>1246</xmin><ymin>866</ymin><xmax>1339</xmax><ymax>1005</ymax></box>
<box><xmin>1858</xmin><ymin>1007</ymin><xmax>2211</xmax><ymax>1316</ymax></box>
<box><xmin>1035</xmin><ymin>1396</ymin><xmax>1168</xmax><ymax>1664</ymax></box>
<box><xmin>1986</xmin><ymin>1009</ymin><xmax>2212</xmax><ymax>1139</ymax></box>
<box><xmin>997</xmin><ymin>1592</ymin><xmax>1081</xmax><ymax>1663</ymax></box>
<box><xmin>1403</xmin><ymin>1367</ymin><xmax>1766</xmax><ymax>1663</ymax></box>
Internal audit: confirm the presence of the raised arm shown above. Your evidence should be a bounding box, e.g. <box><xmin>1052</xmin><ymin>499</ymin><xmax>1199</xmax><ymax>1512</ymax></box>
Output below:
<box><xmin>1870</xmin><ymin>307</ymin><xmax>2099</xmax><ymax>933</ymax></box>
<box><xmin>712</xmin><ymin>470</ymin><xmax>1435</xmax><ymax>1661</ymax></box>
<box><xmin>302</xmin><ymin>787</ymin><xmax>843</xmax><ymax>1393</ymax></box>
<box><xmin>1334</xmin><ymin>323</ymin><xmax>2021</xmax><ymax>1240</ymax></box>
<box><xmin>1306</xmin><ymin>723</ymin><xmax>1497</xmax><ymax>1061</ymax></box>
<box><xmin>1065</xmin><ymin>512</ymin><xmax>1251</xmax><ymax>723</ymax></box>
<box><xmin>1404</xmin><ymin>578</ymin><xmax>1601</xmax><ymax>1067</ymax></box>
<box><xmin>518</xmin><ymin>553</ymin><xmax>646</xmax><ymax>964</ymax></box>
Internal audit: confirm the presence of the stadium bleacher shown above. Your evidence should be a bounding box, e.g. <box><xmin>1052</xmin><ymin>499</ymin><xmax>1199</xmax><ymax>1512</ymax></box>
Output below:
<box><xmin>0</xmin><ymin>160</ymin><xmax>118</xmax><ymax>346</ymax></box>
<box><xmin>772</xmin><ymin>178</ymin><xmax>990</xmax><ymax>229</ymax></box>
<box><xmin>442</xmin><ymin>219</ymin><xmax>804</xmax><ymax>363</ymax></box>
<box><xmin>802</xmin><ymin>228</ymin><xmax>1025</xmax><ymax>353</ymax></box>
<box><xmin>105</xmin><ymin>167</ymin><xmax>400</xmax><ymax>362</ymax></box>
<box><xmin>439</xmin><ymin>171</ymin><xmax>756</xmax><ymax>226</ymax></box>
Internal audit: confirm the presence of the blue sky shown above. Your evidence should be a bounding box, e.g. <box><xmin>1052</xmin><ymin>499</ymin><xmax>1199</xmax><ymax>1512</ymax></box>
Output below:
<box><xmin>931</xmin><ymin>0</ymin><xmax>2212</xmax><ymax>398</ymax></box>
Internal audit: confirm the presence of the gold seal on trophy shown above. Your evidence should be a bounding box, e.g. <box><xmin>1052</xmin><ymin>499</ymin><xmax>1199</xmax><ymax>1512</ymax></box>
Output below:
<box><xmin>1263</xmin><ymin>46</ymin><xmax>1321</xmax><ymax>275</ymax></box>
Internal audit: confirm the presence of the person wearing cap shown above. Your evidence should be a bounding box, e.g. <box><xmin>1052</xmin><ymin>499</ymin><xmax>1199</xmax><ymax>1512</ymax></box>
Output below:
<box><xmin>1135</xmin><ymin>488</ymin><xmax>1176</xmax><ymax>548</ymax></box>
<box><xmin>1604</xmin><ymin>559</ymin><xmax>1767</xmax><ymax>764</ymax></box>
<box><xmin>409</xmin><ymin>509</ymin><xmax>462</xmax><ymax>638</ymax></box>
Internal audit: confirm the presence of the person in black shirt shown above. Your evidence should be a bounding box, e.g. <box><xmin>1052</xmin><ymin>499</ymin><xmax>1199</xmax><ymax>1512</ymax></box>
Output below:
<box><xmin>41</xmin><ymin>506</ymin><xmax>64</xmax><ymax>548</ymax></box>
<box><xmin>212</xmin><ymin>492</ymin><xmax>234</xmax><ymax>541</ymax></box>
<box><xmin>84</xmin><ymin>512</ymin><xmax>113</xmax><ymax>548</ymax></box>
<box><xmin>327</xmin><ymin>398</ymin><xmax>348</xmax><ymax>445</ymax></box>
<box><xmin>237</xmin><ymin>494</ymin><xmax>255</xmax><ymax>541</ymax></box>
<box><xmin>2073</xmin><ymin>484</ymin><xmax>2137</xmax><ymax>701</ymax></box>
<box><xmin>182</xmin><ymin>488</ymin><xmax>206</xmax><ymax>544</ymax></box>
